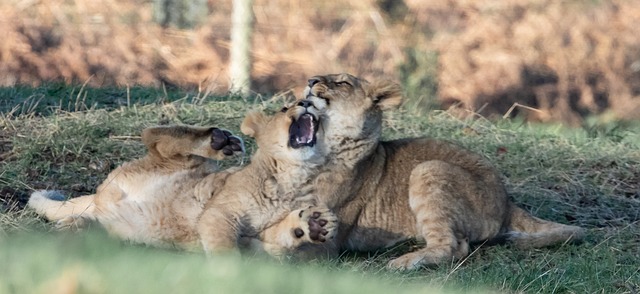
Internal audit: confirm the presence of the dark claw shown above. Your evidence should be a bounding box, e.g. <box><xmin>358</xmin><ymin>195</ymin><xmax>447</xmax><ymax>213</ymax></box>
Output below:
<box><xmin>312</xmin><ymin>211</ymin><xmax>321</xmax><ymax>218</ymax></box>
<box><xmin>321</xmin><ymin>229</ymin><xmax>328</xmax><ymax>236</ymax></box>
<box><xmin>222</xmin><ymin>130</ymin><xmax>232</xmax><ymax>136</ymax></box>
<box><xmin>230</xmin><ymin>144</ymin><xmax>243</xmax><ymax>151</ymax></box>
<box><xmin>318</xmin><ymin>219</ymin><xmax>327</xmax><ymax>226</ymax></box>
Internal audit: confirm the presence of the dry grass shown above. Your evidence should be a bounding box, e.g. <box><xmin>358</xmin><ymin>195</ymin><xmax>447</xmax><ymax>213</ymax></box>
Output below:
<box><xmin>409</xmin><ymin>0</ymin><xmax>640</xmax><ymax>124</ymax></box>
<box><xmin>2</xmin><ymin>0</ymin><xmax>638</xmax><ymax>123</ymax></box>
<box><xmin>0</xmin><ymin>0</ymin><xmax>402</xmax><ymax>94</ymax></box>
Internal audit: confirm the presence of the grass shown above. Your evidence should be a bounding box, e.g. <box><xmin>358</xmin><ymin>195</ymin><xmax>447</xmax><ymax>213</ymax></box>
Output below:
<box><xmin>1</xmin><ymin>84</ymin><xmax>639</xmax><ymax>293</ymax></box>
<box><xmin>1</xmin><ymin>230</ymin><xmax>452</xmax><ymax>294</ymax></box>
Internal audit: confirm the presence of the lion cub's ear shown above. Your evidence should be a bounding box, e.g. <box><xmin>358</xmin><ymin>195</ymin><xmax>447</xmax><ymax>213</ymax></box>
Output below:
<box><xmin>241</xmin><ymin>110</ymin><xmax>268</xmax><ymax>138</ymax></box>
<box><xmin>368</xmin><ymin>80</ymin><xmax>404</xmax><ymax>111</ymax></box>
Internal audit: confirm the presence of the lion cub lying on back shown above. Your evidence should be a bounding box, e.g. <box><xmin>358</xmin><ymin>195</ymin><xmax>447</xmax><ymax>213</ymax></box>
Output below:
<box><xmin>266</xmin><ymin>73</ymin><xmax>585</xmax><ymax>270</ymax></box>
<box><xmin>29</xmin><ymin>126</ymin><xmax>243</xmax><ymax>250</ymax></box>
<box><xmin>29</xmin><ymin>105</ymin><xmax>337</xmax><ymax>256</ymax></box>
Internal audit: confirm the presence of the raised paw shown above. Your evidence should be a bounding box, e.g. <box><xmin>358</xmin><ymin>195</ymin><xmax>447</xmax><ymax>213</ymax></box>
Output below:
<box><xmin>292</xmin><ymin>206</ymin><xmax>338</xmax><ymax>244</ymax></box>
<box><xmin>210</xmin><ymin>128</ymin><xmax>245</xmax><ymax>156</ymax></box>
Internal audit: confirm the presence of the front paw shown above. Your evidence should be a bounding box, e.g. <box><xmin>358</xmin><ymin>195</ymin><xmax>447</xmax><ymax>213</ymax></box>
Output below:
<box><xmin>292</xmin><ymin>206</ymin><xmax>338</xmax><ymax>244</ymax></box>
<box><xmin>210</xmin><ymin>128</ymin><xmax>245</xmax><ymax>156</ymax></box>
<box><xmin>194</xmin><ymin>172</ymin><xmax>233</xmax><ymax>205</ymax></box>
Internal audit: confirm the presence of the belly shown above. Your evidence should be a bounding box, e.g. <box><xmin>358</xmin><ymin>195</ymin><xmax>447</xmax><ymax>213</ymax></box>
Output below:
<box><xmin>342</xmin><ymin>196</ymin><xmax>418</xmax><ymax>251</ymax></box>
<box><xmin>98</xmin><ymin>171</ymin><xmax>205</xmax><ymax>249</ymax></box>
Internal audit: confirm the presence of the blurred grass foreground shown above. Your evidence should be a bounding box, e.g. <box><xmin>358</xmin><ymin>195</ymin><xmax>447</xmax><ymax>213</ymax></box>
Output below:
<box><xmin>1</xmin><ymin>0</ymin><xmax>639</xmax><ymax>124</ymax></box>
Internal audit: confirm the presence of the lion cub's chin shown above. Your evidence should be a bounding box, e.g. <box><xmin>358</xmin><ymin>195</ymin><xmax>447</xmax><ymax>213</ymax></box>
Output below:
<box><xmin>288</xmin><ymin>146</ymin><xmax>323</xmax><ymax>163</ymax></box>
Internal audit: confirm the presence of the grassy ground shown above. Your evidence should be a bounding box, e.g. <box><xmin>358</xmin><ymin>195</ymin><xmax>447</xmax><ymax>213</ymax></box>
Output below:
<box><xmin>1</xmin><ymin>84</ymin><xmax>639</xmax><ymax>293</ymax></box>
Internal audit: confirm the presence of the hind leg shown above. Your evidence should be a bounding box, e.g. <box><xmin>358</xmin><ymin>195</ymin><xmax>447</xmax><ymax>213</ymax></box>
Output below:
<box><xmin>142</xmin><ymin>125</ymin><xmax>245</xmax><ymax>161</ymax></box>
<box><xmin>388</xmin><ymin>161</ymin><xmax>473</xmax><ymax>270</ymax></box>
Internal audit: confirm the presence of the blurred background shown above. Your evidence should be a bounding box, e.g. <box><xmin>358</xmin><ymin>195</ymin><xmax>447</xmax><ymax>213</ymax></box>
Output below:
<box><xmin>1</xmin><ymin>0</ymin><xmax>639</xmax><ymax>125</ymax></box>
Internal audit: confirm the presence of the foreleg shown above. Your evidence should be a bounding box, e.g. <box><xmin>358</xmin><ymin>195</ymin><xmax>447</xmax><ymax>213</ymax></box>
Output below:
<box><xmin>142</xmin><ymin>125</ymin><xmax>244</xmax><ymax>161</ymax></box>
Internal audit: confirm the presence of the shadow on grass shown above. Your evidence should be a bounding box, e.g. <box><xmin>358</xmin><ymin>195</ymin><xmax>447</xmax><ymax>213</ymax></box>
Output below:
<box><xmin>0</xmin><ymin>83</ymin><xmax>245</xmax><ymax>117</ymax></box>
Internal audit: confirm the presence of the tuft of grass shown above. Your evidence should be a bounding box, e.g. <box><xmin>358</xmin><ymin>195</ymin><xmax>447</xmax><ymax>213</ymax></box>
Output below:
<box><xmin>0</xmin><ymin>230</ymin><xmax>451</xmax><ymax>294</ymax></box>
<box><xmin>1</xmin><ymin>85</ymin><xmax>639</xmax><ymax>293</ymax></box>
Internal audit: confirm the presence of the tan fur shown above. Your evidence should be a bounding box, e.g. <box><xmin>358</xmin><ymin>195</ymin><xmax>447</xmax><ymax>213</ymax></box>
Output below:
<box><xmin>29</xmin><ymin>125</ymin><xmax>239</xmax><ymax>250</ymax></box>
<box><xmin>265</xmin><ymin>73</ymin><xmax>585</xmax><ymax>270</ymax></box>
<box><xmin>28</xmin><ymin>111</ymin><xmax>337</xmax><ymax>255</ymax></box>
<box><xmin>197</xmin><ymin>106</ymin><xmax>339</xmax><ymax>256</ymax></box>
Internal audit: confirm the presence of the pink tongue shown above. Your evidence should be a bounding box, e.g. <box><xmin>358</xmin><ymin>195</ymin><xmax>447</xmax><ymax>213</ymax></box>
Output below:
<box><xmin>297</xmin><ymin>115</ymin><xmax>314</xmax><ymax>144</ymax></box>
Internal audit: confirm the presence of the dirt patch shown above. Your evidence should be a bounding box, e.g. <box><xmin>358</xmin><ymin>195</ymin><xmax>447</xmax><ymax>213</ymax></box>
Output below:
<box><xmin>0</xmin><ymin>186</ymin><xmax>28</xmax><ymax>211</ymax></box>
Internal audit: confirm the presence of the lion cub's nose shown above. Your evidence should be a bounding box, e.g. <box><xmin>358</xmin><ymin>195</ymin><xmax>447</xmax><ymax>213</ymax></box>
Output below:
<box><xmin>297</xmin><ymin>100</ymin><xmax>314</xmax><ymax>108</ymax></box>
<box><xmin>307</xmin><ymin>78</ymin><xmax>320</xmax><ymax>88</ymax></box>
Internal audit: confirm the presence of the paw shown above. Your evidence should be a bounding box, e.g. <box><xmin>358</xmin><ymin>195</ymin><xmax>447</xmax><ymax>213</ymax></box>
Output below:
<box><xmin>292</xmin><ymin>206</ymin><xmax>337</xmax><ymax>244</ymax></box>
<box><xmin>387</xmin><ymin>246</ymin><xmax>462</xmax><ymax>271</ymax></box>
<box><xmin>387</xmin><ymin>252</ymin><xmax>426</xmax><ymax>271</ymax></box>
<box><xmin>194</xmin><ymin>172</ymin><xmax>233</xmax><ymax>205</ymax></box>
<box><xmin>55</xmin><ymin>215</ymin><xmax>90</xmax><ymax>232</ymax></box>
<box><xmin>210</xmin><ymin>128</ymin><xmax>245</xmax><ymax>156</ymax></box>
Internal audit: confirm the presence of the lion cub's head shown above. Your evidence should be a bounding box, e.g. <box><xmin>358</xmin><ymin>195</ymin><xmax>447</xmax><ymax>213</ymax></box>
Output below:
<box><xmin>241</xmin><ymin>101</ymin><xmax>326</xmax><ymax>164</ymax></box>
<box><xmin>301</xmin><ymin>73</ymin><xmax>403</xmax><ymax>148</ymax></box>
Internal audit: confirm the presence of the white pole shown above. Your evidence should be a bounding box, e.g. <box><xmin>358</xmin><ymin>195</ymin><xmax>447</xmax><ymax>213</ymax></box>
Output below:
<box><xmin>229</xmin><ymin>0</ymin><xmax>254</xmax><ymax>96</ymax></box>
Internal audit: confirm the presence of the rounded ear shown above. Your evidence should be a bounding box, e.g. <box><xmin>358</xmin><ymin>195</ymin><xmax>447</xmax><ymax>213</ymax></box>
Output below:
<box><xmin>241</xmin><ymin>110</ymin><xmax>268</xmax><ymax>138</ymax></box>
<box><xmin>367</xmin><ymin>80</ymin><xmax>404</xmax><ymax>111</ymax></box>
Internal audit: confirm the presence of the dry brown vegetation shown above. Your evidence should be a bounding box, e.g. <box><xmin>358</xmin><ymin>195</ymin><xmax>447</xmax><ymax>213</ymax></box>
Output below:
<box><xmin>1</xmin><ymin>0</ymin><xmax>639</xmax><ymax>123</ymax></box>
<box><xmin>418</xmin><ymin>0</ymin><xmax>640</xmax><ymax>124</ymax></box>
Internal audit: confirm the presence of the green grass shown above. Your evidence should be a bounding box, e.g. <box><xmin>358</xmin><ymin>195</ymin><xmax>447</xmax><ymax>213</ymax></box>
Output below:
<box><xmin>1</xmin><ymin>230</ymin><xmax>451</xmax><ymax>294</ymax></box>
<box><xmin>1</xmin><ymin>84</ymin><xmax>639</xmax><ymax>293</ymax></box>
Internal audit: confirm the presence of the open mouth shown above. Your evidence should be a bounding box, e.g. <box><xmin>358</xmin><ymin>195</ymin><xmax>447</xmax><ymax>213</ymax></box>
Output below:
<box><xmin>289</xmin><ymin>113</ymin><xmax>319</xmax><ymax>149</ymax></box>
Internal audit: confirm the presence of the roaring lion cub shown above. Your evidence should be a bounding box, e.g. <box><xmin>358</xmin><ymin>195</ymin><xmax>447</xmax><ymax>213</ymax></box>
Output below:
<box><xmin>197</xmin><ymin>103</ymin><xmax>337</xmax><ymax>257</ymax></box>
<box><xmin>279</xmin><ymin>73</ymin><xmax>586</xmax><ymax>270</ymax></box>
<box><xmin>28</xmin><ymin>105</ymin><xmax>336</xmax><ymax>255</ymax></box>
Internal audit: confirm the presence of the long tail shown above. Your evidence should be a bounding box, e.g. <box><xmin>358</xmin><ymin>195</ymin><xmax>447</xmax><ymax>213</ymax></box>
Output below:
<box><xmin>28</xmin><ymin>190</ymin><xmax>95</xmax><ymax>221</ymax></box>
<box><xmin>506</xmin><ymin>203</ymin><xmax>585</xmax><ymax>248</ymax></box>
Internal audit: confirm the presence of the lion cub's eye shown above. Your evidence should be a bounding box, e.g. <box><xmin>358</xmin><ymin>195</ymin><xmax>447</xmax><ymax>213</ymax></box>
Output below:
<box><xmin>280</xmin><ymin>107</ymin><xmax>288</xmax><ymax>113</ymax></box>
<box><xmin>335</xmin><ymin>81</ymin><xmax>352</xmax><ymax>87</ymax></box>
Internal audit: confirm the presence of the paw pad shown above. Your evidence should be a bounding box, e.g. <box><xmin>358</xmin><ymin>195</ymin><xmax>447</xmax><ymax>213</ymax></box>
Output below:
<box><xmin>306</xmin><ymin>210</ymin><xmax>330</xmax><ymax>242</ymax></box>
<box><xmin>210</xmin><ymin>128</ymin><xmax>244</xmax><ymax>155</ymax></box>
<box><xmin>288</xmin><ymin>207</ymin><xmax>337</xmax><ymax>246</ymax></box>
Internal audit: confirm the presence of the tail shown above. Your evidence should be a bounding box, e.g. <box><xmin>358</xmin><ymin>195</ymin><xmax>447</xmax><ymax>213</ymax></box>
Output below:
<box><xmin>505</xmin><ymin>203</ymin><xmax>586</xmax><ymax>248</ymax></box>
<box><xmin>28</xmin><ymin>190</ymin><xmax>95</xmax><ymax>221</ymax></box>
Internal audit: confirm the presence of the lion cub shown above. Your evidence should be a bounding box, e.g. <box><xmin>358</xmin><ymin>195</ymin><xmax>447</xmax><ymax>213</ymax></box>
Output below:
<box><xmin>29</xmin><ymin>125</ymin><xmax>244</xmax><ymax>250</ymax></box>
<box><xmin>197</xmin><ymin>103</ymin><xmax>338</xmax><ymax>257</ymax></box>
<box><xmin>28</xmin><ymin>105</ymin><xmax>337</xmax><ymax>255</ymax></box>
<box><xmin>277</xmin><ymin>73</ymin><xmax>586</xmax><ymax>270</ymax></box>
